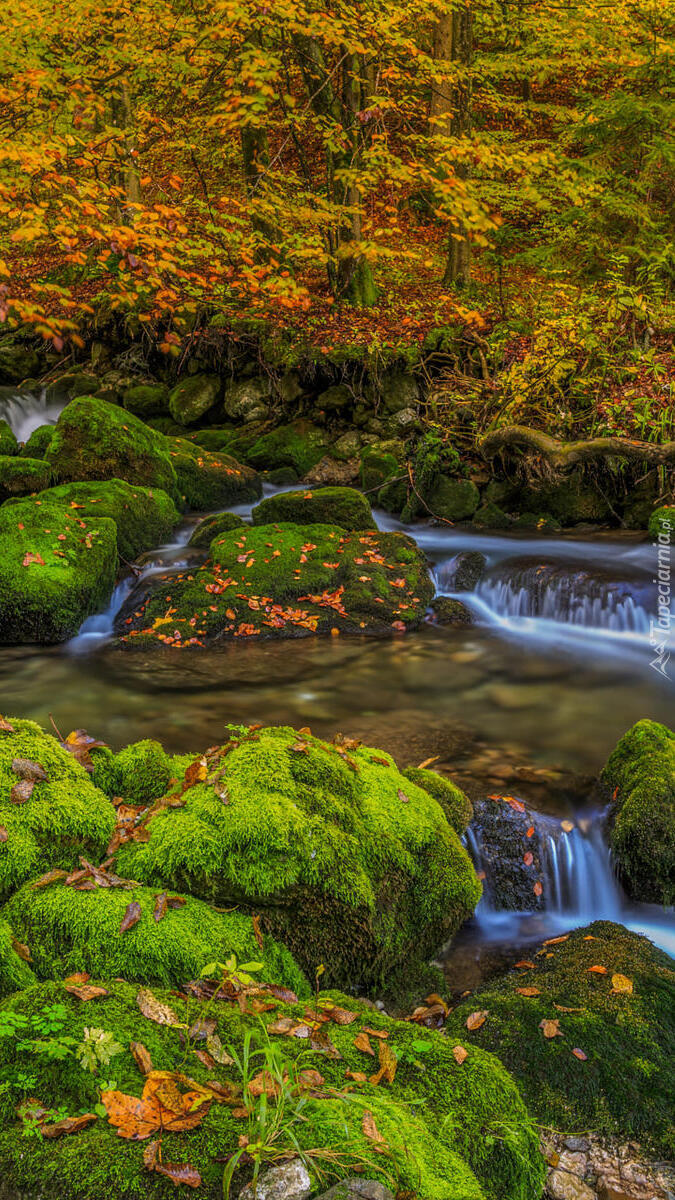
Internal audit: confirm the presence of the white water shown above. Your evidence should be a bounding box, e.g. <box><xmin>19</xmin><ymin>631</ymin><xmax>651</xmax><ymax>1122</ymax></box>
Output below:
<box><xmin>0</xmin><ymin>388</ymin><xmax>65</xmax><ymax>442</ymax></box>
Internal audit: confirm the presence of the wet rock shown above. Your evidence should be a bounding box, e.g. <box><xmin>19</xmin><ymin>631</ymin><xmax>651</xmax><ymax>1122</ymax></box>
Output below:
<box><xmin>430</xmin><ymin>597</ymin><xmax>474</xmax><ymax>627</ymax></box>
<box><xmin>314</xmin><ymin>1182</ymin><xmax>395</xmax><ymax>1200</ymax></box>
<box><xmin>0</xmin><ymin>420</ymin><xmax>18</xmax><ymax>456</ymax></box>
<box><xmin>0</xmin><ymin>338</ymin><xmax>40</xmax><ymax>384</ymax></box>
<box><xmin>168</xmin><ymin>435</ymin><xmax>261</xmax><ymax>510</ymax></box>
<box><xmin>252</xmin><ymin>486</ymin><xmax>373</xmax><ymax>531</ymax></box>
<box><xmin>169</xmin><ymin>373</ymin><xmax>221</xmax><ymax>425</ymax></box>
<box><xmin>122</xmin><ymin>382</ymin><xmax>170</xmax><ymax>417</ymax></box>
<box><xmin>453</xmin><ymin>550</ymin><xmax>487</xmax><ymax>591</ymax></box>
<box><xmin>473</xmin><ymin>500</ymin><xmax>513</xmax><ymax>529</ymax></box>
<box><xmin>238</xmin><ymin>1160</ymin><xmax>312</xmax><ymax>1200</ymax></box>
<box><xmin>304</xmin><ymin>455</ymin><xmax>360</xmax><ymax>486</ymax></box>
<box><xmin>0</xmin><ymin>455</ymin><xmax>52</xmax><ymax>501</ymax></box>
<box><xmin>245</xmin><ymin>419</ymin><xmax>330</xmax><ymax>476</ymax></box>
<box><xmin>377</xmin><ymin>370</ymin><xmax>419</xmax><ymax>414</ymax></box>
<box><xmin>427</xmin><ymin>476</ymin><xmax>481</xmax><ymax>521</ymax></box>
<box><xmin>546</xmin><ymin>1169</ymin><xmax>595</xmax><ymax>1200</ymax></box>
<box><xmin>223</xmin><ymin>376</ymin><xmax>272</xmax><ymax>423</ymax></box>
<box><xmin>317</xmin><ymin>383</ymin><xmax>352</xmax><ymax>411</ymax></box>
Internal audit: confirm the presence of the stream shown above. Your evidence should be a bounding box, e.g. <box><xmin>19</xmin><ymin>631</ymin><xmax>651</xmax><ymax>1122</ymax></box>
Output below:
<box><xmin>1</xmin><ymin>389</ymin><xmax>673</xmax><ymax>987</ymax></box>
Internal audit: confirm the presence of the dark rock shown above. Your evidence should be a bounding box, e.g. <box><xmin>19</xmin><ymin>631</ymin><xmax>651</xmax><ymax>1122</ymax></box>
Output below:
<box><xmin>430</xmin><ymin>597</ymin><xmax>474</xmax><ymax>627</ymax></box>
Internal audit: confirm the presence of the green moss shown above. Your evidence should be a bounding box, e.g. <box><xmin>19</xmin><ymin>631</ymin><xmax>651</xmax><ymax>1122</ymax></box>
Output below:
<box><xmin>0</xmin><ymin>456</ymin><xmax>52</xmax><ymax>501</ymax></box>
<box><xmin>46</xmin><ymin>397</ymin><xmax>180</xmax><ymax>503</ymax></box>
<box><xmin>244</xmin><ymin>420</ymin><xmax>329</xmax><ymax>476</ymax></box>
<box><xmin>429</xmin><ymin>597</ymin><xmax>474</xmax><ymax>627</ymax></box>
<box><xmin>92</xmin><ymin>739</ymin><xmax>174</xmax><ymax>806</ymax></box>
<box><xmin>122</xmin><ymin>384</ymin><xmax>170</xmax><ymax>418</ymax></box>
<box><xmin>472</xmin><ymin>501</ymin><xmax>513</xmax><ymax>530</ymax></box>
<box><xmin>252</xmin><ymin>487</ymin><xmax>374</xmax><ymax>531</ymax></box>
<box><xmin>167</xmin><ymin>437</ymin><xmax>261</xmax><ymax>511</ymax></box>
<box><xmin>0</xmin><ymin>496</ymin><xmax>118</xmax><ymax>643</ymax></box>
<box><xmin>0</xmin><ymin>918</ymin><xmax>36</xmax><ymax>997</ymax></box>
<box><xmin>168</xmin><ymin>374</ymin><xmax>221</xmax><ymax>426</ymax></box>
<box><xmin>601</xmin><ymin>719</ymin><xmax>674</xmax><ymax>905</ymax></box>
<box><xmin>445</xmin><ymin>922</ymin><xmax>675</xmax><ymax>1157</ymax></box>
<box><xmin>6</xmin><ymin>480</ymin><xmax>181</xmax><ymax>563</ymax></box>
<box><xmin>2</xmin><ymin>883</ymin><xmax>308</xmax><ymax>996</ymax></box>
<box><xmin>20</xmin><ymin>424</ymin><xmax>55</xmax><ymax>459</ymax></box>
<box><xmin>0</xmin><ymin>420</ymin><xmax>18</xmax><ymax>456</ymax></box>
<box><xmin>648</xmin><ymin>504</ymin><xmax>675</xmax><ymax>540</ymax></box>
<box><xmin>402</xmin><ymin>767</ymin><xmax>473</xmax><ymax>835</ymax></box>
<box><xmin>184</xmin><ymin>429</ymin><xmax>241</xmax><ymax>453</ymax></box>
<box><xmin>512</xmin><ymin>511</ymin><xmax>561</xmax><ymax>532</ymax></box>
<box><xmin>0</xmin><ymin>978</ymin><xmax>543</xmax><ymax>1200</ymax></box>
<box><xmin>116</xmin><ymin>523</ymin><xmax>434</xmax><ymax>647</ymax></box>
<box><xmin>114</xmin><ymin>725</ymin><xmax>480</xmax><ymax>990</ymax></box>
<box><xmin>0</xmin><ymin>719</ymin><xmax>116</xmax><ymax>901</ymax></box>
<box><xmin>359</xmin><ymin>448</ymin><xmax>400</xmax><ymax>491</ymax></box>
<box><xmin>426</xmin><ymin>477</ymin><xmax>480</xmax><ymax>522</ymax></box>
<box><xmin>188</xmin><ymin>512</ymin><xmax>245</xmax><ymax>549</ymax></box>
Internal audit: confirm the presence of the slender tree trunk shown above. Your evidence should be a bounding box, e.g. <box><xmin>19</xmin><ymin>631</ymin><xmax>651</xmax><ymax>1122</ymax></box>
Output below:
<box><xmin>110</xmin><ymin>78</ymin><xmax>140</xmax><ymax>222</ymax></box>
<box><xmin>435</xmin><ymin>3</ymin><xmax>472</xmax><ymax>289</ymax></box>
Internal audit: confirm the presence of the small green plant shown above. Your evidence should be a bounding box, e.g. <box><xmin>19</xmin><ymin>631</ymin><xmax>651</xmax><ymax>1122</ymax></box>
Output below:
<box><xmin>76</xmin><ymin>1027</ymin><xmax>124</xmax><ymax>1074</ymax></box>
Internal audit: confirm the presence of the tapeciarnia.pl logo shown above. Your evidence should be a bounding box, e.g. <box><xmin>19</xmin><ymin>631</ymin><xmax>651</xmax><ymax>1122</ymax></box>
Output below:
<box><xmin>650</xmin><ymin>519</ymin><xmax>672</xmax><ymax>679</ymax></box>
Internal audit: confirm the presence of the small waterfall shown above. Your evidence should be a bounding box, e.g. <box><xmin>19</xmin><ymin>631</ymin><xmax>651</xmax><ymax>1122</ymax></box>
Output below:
<box><xmin>67</xmin><ymin>578</ymin><xmax>137</xmax><ymax>653</ymax></box>
<box><xmin>0</xmin><ymin>388</ymin><xmax>66</xmax><ymax>442</ymax></box>
<box><xmin>475</xmin><ymin>562</ymin><xmax>651</xmax><ymax>635</ymax></box>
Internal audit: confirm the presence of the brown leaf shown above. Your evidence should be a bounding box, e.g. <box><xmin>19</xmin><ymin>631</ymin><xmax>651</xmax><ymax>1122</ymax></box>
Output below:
<box><xmin>514</xmin><ymin>960</ymin><xmax>536</xmax><ymax>969</ymax></box>
<box><xmin>516</xmin><ymin>986</ymin><xmax>541</xmax><ymax>997</ymax></box>
<box><xmin>153</xmin><ymin>892</ymin><xmax>168</xmax><ymax>923</ymax></box>
<box><xmin>166</xmin><ymin>895</ymin><xmax>186</xmax><ymax>909</ymax></box>
<box><xmin>466</xmin><ymin>1010</ymin><xmax>488</xmax><ymax>1031</ymax></box>
<box><xmin>64</xmin><ymin>971</ymin><xmax>90</xmax><ymax>985</ymax></box>
<box><xmin>526</xmin><ymin>825</ymin><xmax>535</xmax><ymax>838</ymax></box>
<box><xmin>248</xmin><ymin>1070</ymin><xmax>279</xmax><ymax>1099</ymax></box>
<box><xmin>31</xmin><ymin>868</ymin><xmax>68</xmax><ymax>889</ymax></box>
<box><xmin>155</xmin><ymin>1161</ymin><xmax>202</xmax><ymax>1189</ymax></box>
<box><xmin>131</xmin><ymin>1042</ymin><xmax>154</xmax><ymax>1076</ymax></box>
<box><xmin>345</xmin><ymin>1069</ymin><xmax>368</xmax><ymax>1082</ymax></box>
<box><xmin>120</xmin><ymin>901</ymin><xmax>143</xmax><ymax>933</ymax></box>
<box><xmin>61</xmin><ymin>729</ymin><xmax>108</xmax><ymax>773</ymax></box>
<box><xmin>416</xmin><ymin>755</ymin><xmax>440</xmax><ymax>769</ymax></box>
<box><xmin>354</xmin><ymin>1031</ymin><xmax>375</xmax><ymax>1056</ymax></box>
<box><xmin>539</xmin><ymin>1018</ymin><xmax>563</xmax><ymax>1038</ymax></box>
<box><xmin>361</xmin><ymin>1027</ymin><xmax>390</xmax><ymax>1039</ymax></box>
<box><xmin>137</xmin><ymin>988</ymin><xmax>181</xmax><ymax>1027</ymax></box>
<box><xmin>452</xmin><ymin>1045</ymin><xmax>468</xmax><ymax>1065</ymax></box>
<box><xmin>610</xmin><ymin>973</ymin><xmax>633</xmax><ymax>994</ymax></box>
<box><xmin>65</xmin><ymin>985</ymin><xmax>108</xmax><ymax>1001</ymax></box>
<box><xmin>397</xmin><ymin>788</ymin><xmax>410</xmax><ymax>803</ymax></box>
<box><xmin>0</xmin><ymin>716</ymin><xmax>15</xmax><ymax>733</ymax></box>
<box><xmin>265</xmin><ymin>983</ymin><xmax>299</xmax><ymax>1004</ymax></box>
<box><xmin>12</xmin><ymin>939</ymin><xmax>32</xmax><ymax>962</ymax></box>
<box><xmin>322</xmin><ymin>1004</ymin><xmax>358</xmax><ymax>1026</ymax></box>
<box><xmin>11</xmin><ymin>757</ymin><xmax>48</xmax><ymax>782</ymax></box>
<box><xmin>572</xmin><ymin>1048</ymin><xmax>588</xmax><ymax>1060</ymax></box>
<box><xmin>22</xmin><ymin>551</ymin><xmax>46</xmax><ymax>567</ymax></box>
<box><xmin>193</xmin><ymin>1049</ymin><xmax>217</xmax><ymax>1070</ymax></box>
<box><xmin>41</xmin><ymin>1113</ymin><xmax>98</xmax><ymax>1138</ymax></box>
<box><xmin>252</xmin><ymin>914</ymin><xmax>263</xmax><ymax>949</ymax></box>
<box><xmin>182</xmin><ymin>757</ymin><xmax>208</xmax><ymax>792</ymax></box>
<box><xmin>362</xmin><ymin>1110</ymin><xmax>385</xmax><ymax>1145</ymax></box>
<box><xmin>587</xmin><ymin>965</ymin><xmax>607</xmax><ymax>975</ymax></box>
<box><xmin>267</xmin><ymin>1016</ymin><xmax>298</xmax><ymax>1036</ymax></box>
<box><xmin>0</xmin><ymin>825</ymin><xmax>7</xmax><ymax>842</ymax></box>
<box><xmin>369</xmin><ymin>1039</ymin><xmax>397</xmax><ymax>1086</ymax></box>
<box><xmin>298</xmin><ymin>1068</ymin><xmax>325</xmax><ymax>1089</ymax></box>
<box><xmin>10</xmin><ymin>779</ymin><xmax>35</xmax><ymax>804</ymax></box>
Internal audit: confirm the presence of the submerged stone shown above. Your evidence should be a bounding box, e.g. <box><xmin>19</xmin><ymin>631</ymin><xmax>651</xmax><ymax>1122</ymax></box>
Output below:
<box><xmin>112</xmin><ymin>724</ymin><xmax>480</xmax><ymax>989</ymax></box>
<box><xmin>114</xmin><ymin>522</ymin><xmax>434</xmax><ymax>647</ymax></box>
<box><xmin>601</xmin><ymin>719</ymin><xmax>674</xmax><ymax>906</ymax></box>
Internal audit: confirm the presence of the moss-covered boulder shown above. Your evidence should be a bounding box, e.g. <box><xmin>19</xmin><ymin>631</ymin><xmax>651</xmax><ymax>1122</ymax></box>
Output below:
<box><xmin>0</xmin><ymin>419</ymin><xmax>18</xmax><ymax>456</ymax></box>
<box><xmin>0</xmin><ymin>495</ymin><xmax>118</xmax><ymax>642</ymax></box>
<box><xmin>0</xmin><ymin>918</ymin><xmax>36</xmax><ymax>997</ymax></box>
<box><xmin>223</xmin><ymin>376</ymin><xmax>272</xmax><ymax>423</ymax></box>
<box><xmin>0</xmin><ymin>719</ymin><xmax>116</xmax><ymax>901</ymax></box>
<box><xmin>359</xmin><ymin>448</ymin><xmax>400</xmax><ymax>492</ymax></box>
<box><xmin>167</xmin><ymin>437</ymin><xmax>261</xmax><ymax>511</ymax></box>
<box><xmin>445</xmin><ymin>922</ymin><xmax>675</xmax><ymax>1156</ymax></box>
<box><xmin>0</xmin><ymin>455</ymin><xmax>52</xmax><ymax>501</ymax></box>
<box><xmin>5</xmin><ymin>480</ymin><xmax>180</xmax><ymax>563</ymax></box>
<box><xmin>244</xmin><ymin>420</ymin><xmax>330</xmax><ymax>476</ymax></box>
<box><xmin>19</xmin><ymin>423</ymin><xmax>55</xmax><ymax>459</ymax></box>
<box><xmin>426</xmin><ymin>477</ymin><xmax>480</xmax><ymax>522</ymax></box>
<box><xmin>0</xmin><ymin>978</ymin><xmax>544</xmax><ymax>1200</ymax></box>
<box><xmin>122</xmin><ymin>383</ymin><xmax>170</xmax><ymax>418</ymax></box>
<box><xmin>46</xmin><ymin>398</ymin><xmax>180</xmax><ymax>503</ymax></box>
<box><xmin>168</xmin><ymin>374</ymin><xmax>221</xmax><ymax>426</ymax></box>
<box><xmin>0</xmin><ymin>337</ymin><xmax>40</xmax><ymax>384</ymax></box>
<box><xmin>429</xmin><ymin>596</ymin><xmax>474</xmax><ymax>627</ymax></box>
<box><xmin>112</xmin><ymin>725</ymin><xmax>480</xmax><ymax>988</ymax></box>
<box><xmin>92</xmin><ymin>739</ymin><xmax>174</xmax><ymax>806</ymax></box>
<box><xmin>252</xmin><ymin>487</ymin><xmax>373</xmax><ymax>532</ymax></box>
<box><xmin>601</xmin><ymin>720</ymin><xmax>674</xmax><ymax>905</ymax></box>
<box><xmin>649</xmin><ymin>504</ymin><xmax>675</xmax><ymax>540</ymax></box>
<box><xmin>401</xmin><ymin>766</ymin><xmax>473</xmax><ymax>836</ymax></box>
<box><xmin>188</xmin><ymin>511</ymin><xmax>246</xmax><ymax>549</ymax></box>
<box><xmin>472</xmin><ymin>501</ymin><xmax>513</xmax><ymax>530</ymax></box>
<box><xmin>2</xmin><ymin>882</ymin><xmax>307</xmax><ymax>995</ymax></box>
<box><xmin>115</xmin><ymin>523</ymin><xmax>433</xmax><ymax>647</ymax></box>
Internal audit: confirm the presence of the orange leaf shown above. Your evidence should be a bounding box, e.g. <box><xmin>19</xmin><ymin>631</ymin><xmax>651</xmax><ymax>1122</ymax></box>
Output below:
<box><xmin>466</xmin><ymin>1010</ymin><xmax>488</xmax><ymax>1031</ymax></box>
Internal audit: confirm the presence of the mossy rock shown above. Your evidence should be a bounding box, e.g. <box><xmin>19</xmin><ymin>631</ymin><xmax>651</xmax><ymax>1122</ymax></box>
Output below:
<box><xmin>46</xmin><ymin>371</ymin><xmax>100</xmax><ymax>403</ymax></box>
<box><xmin>122</xmin><ymin>383</ymin><xmax>170</xmax><ymax>419</ymax></box>
<box><xmin>521</xmin><ymin>472</ymin><xmax>611</xmax><ymax>525</ymax></box>
<box><xmin>20</xmin><ymin>424</ymin><xmax>54</xmax><ymax>459</ymax></box>
<box><xmin>444</xmin><ymin>921</ymin><xmax>675</xmax><ymax>1156</ymax></box>
<box><xmin>0</xmin><ymin>719</ymin><xmax>116</xmax><ymax>901</ymax></box>
<box><xmin>0</xmin><ymin>420</ymin><xmax>18</xmax><ymax>456</ymax></box>
<box><xmin>168</xmin><ymin>374</ymin><xmax>221</xmax><ymax>426</ymax></box>
<box><xmin>359</xmin><ymin>449</ymin><xmax>400</xmax><ymax>492</ymax></box>
<box><xmin>0</xmin><ymin>978</ymin><xmax>544</xmax><ymax>1200</ymax></box>
<box><xmin>512</xmin><ymin>511</ymin><xmax>561</xmax><ymax>533</ymax></box>
<box><xmin>91</xmin><ymin>739</ymin><xmax>174</xmax><ymax>806</ymax></box>
<box><xmin>0</xmin><ymin>496</ymin><xmax>118</xmax><ymax>643</ymax></box>
<box><xmin>223</xmin><ymin>376</ymin><xmax>272</xmax><ymax>423</ymax></box>
<box><xmin>252</xmin><ymin>487</ymin><xmax>373</xmax><ymax>532</ymax></box>
<box><xmin>429</xmin><ymin>597</ymin><xmax>474</xmax><ymax>627</ymax></box>
<box><xmin>188</xmin><ymin>512</ymin><xmax>246</xmax><ymax>549</ymax></box>
<box><xmin>2</xmin><ymin>883</ymin><xmax>307</xmax><ymax>995</ymax></box>
<box><xmin>113</xmin><ymin>724</ymin><xmax>481</xmax><ymax>989</ymax></box>
<box><xmin>167</xmin><ymin>437</ymin><xmax>261</xmax><ymax>511</ymax></box>
<box><xmin>401</xmin><ymin>766</ymin><xmax>473</xmax><ymax>835</ymax></box>
<box><xmin>184</xmin><ymin>429</ymin><xmax>240</xmax><ymax>453</ymax></box>
<box><xmin>472</xmin><ymin>501</ymin><xmax>512</xmax><ymax>530</ymax></box>
<box><xmin>115</xmin><ymin>523</ymin><xmax>433</xmax><ymax>648</ymax></box>
<box><xmin>601</xmin><ymin>720</ymin><xmax>674</xmax><ymax>905</ymax></box>
<box><xmin>0</xmin><ymin>918</ymin><xmax>36</xmax><ymax>997</ymax></box>
<box><xmin>452</xmin><ymin>551</ymin><xmax>486</xmax><ymax>591</ymax></box>
<box><xmin>46</xmin><ymin>398</ymin><xmax>180</xmax><ymax>504</ymax></box>
<box><xmin>0</xmin><ymin>456</ymin><xmax>52</xmax><ymax>501</ymax></box>
<box><xmin>426</xmin><ymin>477</ymin><xmax>480</xmax><ymax>522</ymax></box>
<box><xmin>244</xmin><ymin>420</ymin><xmax>330</xmax><ymax>476</ymax></box>
<box><xmin>648</xmin><ymin>504</ymin><xmax>675</xmax><ymax>540</ymax></box>
<box><xmin>144</xmin><ymin>416</ymin><xmax>186</xmax><ymax>436</ymax></box>
<box><xmin>6</xmin><ymin>480</ymin><xmax>181</xmax><ymax>563</ymax></box>
<box><xmin>265</xmin><ymin>466</ymin><xmax>299</xmax><ymax>485</ymax></box>
<box><xmin>0</xmin><ymin>339</ymin><xmax>40</xmax><ymax>384</ymax></box>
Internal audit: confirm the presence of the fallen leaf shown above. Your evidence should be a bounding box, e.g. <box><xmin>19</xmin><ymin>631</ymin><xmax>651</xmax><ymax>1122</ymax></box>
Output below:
<box><xmin>370</xmin><ymin>1039</ymin><xmax>397</xmax><ymax>1086</ymax></box>
<box><xmin>533</xmin><ymin>881</ymin><xmax>543</xmax><ymax>897</ymax></box>
<box><xmin>64</xmin><ymin>972</ymin><xmax>90</xmax><ymax>985</ymax></box>
<box><xmin>543</xmin><ymin>935</ymin><xmax>569</xmax><ymax>946</ymax></box>
<box><xmin>182</xmin><ymin>757</ymin><xmax>208</xmax><ymax>792</ymax></box>
<box><xmin>572</xmin><ymin>1048</ymin><xmax>588</xmax><ymax>1060</ymax></box>
<box><xmin>610</xmin><ymin>973</ymin><xmax>633</xmax><ymax>994</ymax></box>
<box><xmin>361</xmin><ymin>1027</ymin><xmax>390</xmax><ymax>1040</ymax></box>
<box><xmin>417</xmin><ymin>755</ymin><xmax>440</xmax><ymax>769</ymax></box>
<box><xmin>452</xmin><ymin>1045</ymin><xmax>468</xmax><ymax>1064</ymax></box>
<box><xmin>155</xmin><ymin>1161</ymin><xmax>202</xmax><ymax>1189</ymax></box>
<box><xmin>131</xmin><ymin>1042</ymin><xmax>154</xmax><ymax>1075</ymax></box>
<box><xmin>31</xmin><ymin>869</ymin><xmax>68</xmax><ymax>888</ymax></box>
<box><xmin>362</xmin><ymin>1109</ymin><xmax>385</xmax><ymax>1145</ymax></box>
<box><xmin>523</xmin><ymin>851</ymin><xmax>533</xmax><ymax>867</ymax></box>
<box><xmin>516</xmin><ymin>987</ymin><xmax>540</xmax><ymax>997</ymax></box>
<box><xmin>466</xmin><ymin>1010</ymin><xmax>488</xmax><ymax>1031</ymax></box>
<box><xmin>514</xmin><ymin>960</ymin><xmax>536</xmax><ymax>969</ymax></box>
<box><xmin>560</xmin><ymin>820</ymin><xmax>575</xmax><ymax>833</ymax></box>
<box><xmin>0</xmin><ymin>717</ymin><xmax>16</xmax><ymax>733</ymax></box>
<box><xmin>41</xmin><ymin>1113</ymin><xmax>98</xmax><ymax>1138</ymax></box>
<box><xmin>345</xmin><ymin>1069</ymin><xmax>368</xmax><ymax>1082</ymax></box>
<box><xmin>526</xmin><ymin>825</ymin><xmax>535</xmax><ymax>838</ymax></box>
<box><xmin>120</xmin><ymin>902</ymin><xmax>143</xmax><ymax>933</ymax></box>
<box><xmin>11</xmin><ymin>757</ymin><xmax>48</xmax><ymax>782</ymax></box>
<box><xmin>252</xmin><ymin>914</ymin><xmax>263</xmax><ymax>949</ymax></box>
<box><xmin>153</xmin><ymin>893</ymin><xmax>168</xmax><ymax>923</ymax></box>
<box><xmin>0</xmin><ymin>826</ymin><xmax>7</xmax><ymax>842</ymax></box>
<box><xmin>539</xmin><ymin>1018</ymin><xmax>562</xmax><ymax>1039</ymax></box>
<box><xmin>322</xmin><ymin>1004</ymin><xmax>358</xmax><ymax>1026</ymax></box>
<box><xmin>587</xmin><ymin>965</ymin><xmax>608</xmax><ymax>975</ymax></box>
<box><xmin>10</xmin><ymin>779</ymin><xmax>35</xmax><ymax>804</ymax></box>
<box><xmin>137</xmin><ymin>988</ymin><xmax>181</xmax><ymax>1027</ymax></box>
<box><xmin>354</xmin><ymin>1031</ymin><xmax>375</xmax><ymax>1056</ymax></box>
<box><xmin>65</xmin><ymin>984</ymin><xmax>108</xmax><ymax>1001</ymax></box>
<box><xmin>11</xmin><ymin>939</ymin><xmax>32</xmax><ymax>962</ymax></box>
<box><xmin>397</xmin><ymin>788</ymin><xmax>410</xmax><ymax>803</ymax></box>
<box><xmin>61</xmin><ymin>729</ymin><xmax>108</xmax><ymax>773</ymax></box>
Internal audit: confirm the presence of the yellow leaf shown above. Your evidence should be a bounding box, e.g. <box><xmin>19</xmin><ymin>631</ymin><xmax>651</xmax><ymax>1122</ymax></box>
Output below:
<box><xmin>610</xmin><ymin>973</ymin><xmax>633</xmax><ymax>995</ymax></box>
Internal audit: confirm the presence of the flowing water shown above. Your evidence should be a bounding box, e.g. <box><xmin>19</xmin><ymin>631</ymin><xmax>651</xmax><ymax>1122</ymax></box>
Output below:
<box><xmin>0</xmin><ymin>387</ymin><xmax>66</xmax><ymax>442</ymax></box>
<box><xmin>1</xmin><ymin>393</ymin><xmax>673</xmax><ymax>980</ymax></box>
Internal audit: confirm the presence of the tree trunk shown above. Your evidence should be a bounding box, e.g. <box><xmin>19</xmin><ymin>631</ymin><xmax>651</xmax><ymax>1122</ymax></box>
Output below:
<box><xmin>435</xmin><ymin>4</ymin><xmax>472</xmax><ymax>289</ymax></box>
<box><xmin>110</xmin><ymin>78</ymin><xmax>140</xmax><ymax>223</ymax></box>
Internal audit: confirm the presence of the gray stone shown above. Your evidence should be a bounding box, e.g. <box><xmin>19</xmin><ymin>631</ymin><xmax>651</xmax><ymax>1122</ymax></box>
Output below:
<box><xmin>333</xmin><ymin>430</ymin><xmax>363</xmax><ymax>460</ymax></box>
<box><xmin>452</xmin><ymin>550</ymin><xmax>486</xmax><ymax>591</ymax></box>
<box><xmin>237</xmin><ymin>1159</ymin><xmax>312</xmax><ymax>1200</ymax></box>
<box><xmin>169</xmin><ymin>373</ymin><xmax>221</xmax><ymax>425</ymax></box>
<box><xmin>314</xmin><ymin>1181</ymin><xmax>395</xmax><ymax>1200</ymax></box>
<box><xmin>317</xmin><ymin>383</ymin><xmax>353</xmax><ymax>411</ymax></box>
<box><xmin>304</xmin><ymin>455</ymin><xmax>360</xmax><ymax>486</ymax></box>
<box><xmin>379</xmin><ymin>370</ymin><xmax>419</xmax><ymax>414</ymax></box>
<box><xmin>547</xmin><ymin>1168</ymin><xmax>596</xmax><ymax>1200</ymax></box>
<box><xmin>223</xmin><ymin>376</ymin><xmax>272</xmax><ymax>423</ymax></box>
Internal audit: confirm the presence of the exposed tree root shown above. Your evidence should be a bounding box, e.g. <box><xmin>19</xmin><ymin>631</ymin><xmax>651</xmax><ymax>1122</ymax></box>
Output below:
<box><xmin>479</xmin><ymin>425</ymin><xmax>675</xmax><ymax>468</ymax></box>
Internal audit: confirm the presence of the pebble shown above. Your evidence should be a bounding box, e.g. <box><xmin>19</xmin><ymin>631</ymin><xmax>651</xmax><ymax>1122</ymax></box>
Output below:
<box><xmin>238</xmin><ymin>1159</ymin><xmax>311</xmax><ymax>1200</ymax></box>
